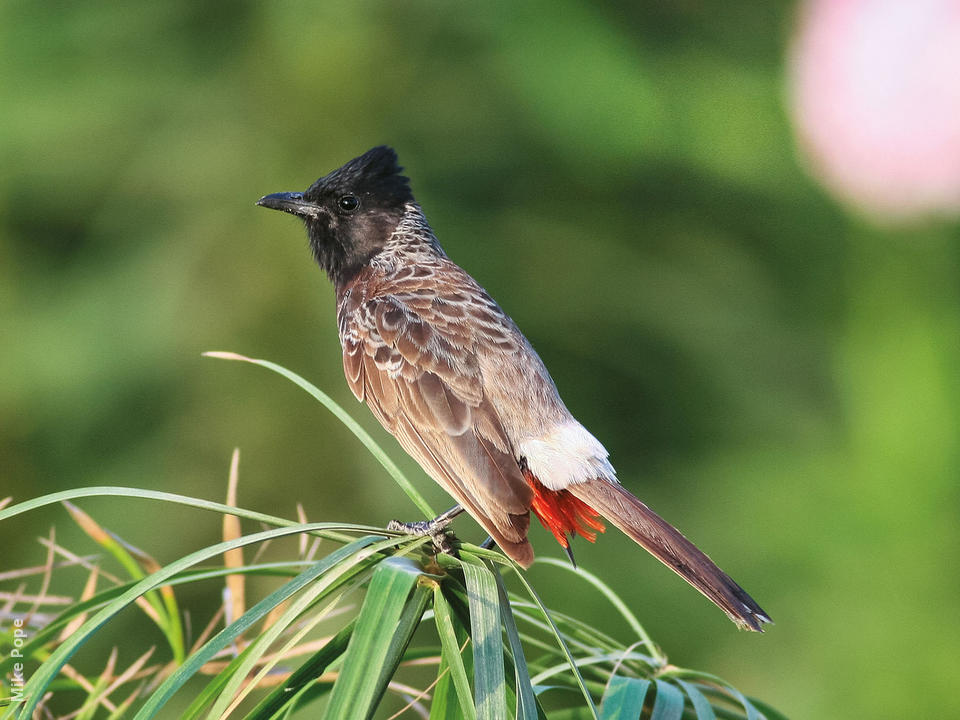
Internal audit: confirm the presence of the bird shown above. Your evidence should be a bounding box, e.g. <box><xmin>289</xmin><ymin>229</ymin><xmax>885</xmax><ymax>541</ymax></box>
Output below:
<box><xmin>256</xmin><ymin>146</ymin><xmax>771</xmax><ymax>631</ymax></box>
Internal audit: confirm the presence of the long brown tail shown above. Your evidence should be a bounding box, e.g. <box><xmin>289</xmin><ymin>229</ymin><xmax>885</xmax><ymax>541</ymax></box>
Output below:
<box><xmin>568</xmin><ymin>478</ymin><xmax>771</xmax><ymax>632</ymax></box>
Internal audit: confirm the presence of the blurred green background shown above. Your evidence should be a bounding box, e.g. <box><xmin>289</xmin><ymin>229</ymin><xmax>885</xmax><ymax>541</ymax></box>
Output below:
<box><xmin>2</xmin><ymin>1</ymin><xmax>958</xmax><ymax>717</ymax></box>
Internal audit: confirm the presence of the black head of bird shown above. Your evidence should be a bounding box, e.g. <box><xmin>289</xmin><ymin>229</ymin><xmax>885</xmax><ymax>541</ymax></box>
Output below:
<box><xmin>256</xmin><ymin>146</ymin><xmax>414</xmax><ymax>285</ymax></box>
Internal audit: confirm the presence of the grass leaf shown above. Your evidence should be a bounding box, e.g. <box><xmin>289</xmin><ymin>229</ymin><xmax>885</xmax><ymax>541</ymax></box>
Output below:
<box><xmin>600</xmin><ymin>676</ymin><xmax>650</xmax><ymax>719</ymax></box>
<box><xmin>650</xmin><ymin>679</ymin><xmax>684</xmax><ymax>720</ymax></box>
<box><xmin>0</xmin><ymin>487</ymin><xmax>369</xmax><ymax>546</ymax></box>
<box><xmin>137</xmin><ymin>535</ymin><xmax>400</xmax><ymax>719</ymax></box>
<box><xmin>661</xmin><ymin>669</ymin><xmax>765</xmax><ymax>720</ymax></box>
<box><xmin>459</xmin><ymin>552</ymin><xmax>506</xmax><ymax>720</ymax></box>
<box><xmin>0</xmin><ymin>363</ymin><xmax>782</xmax><ymax>720</ymax></box>
<box><xmin>203</xmin><ymin>352</ymin><xmax>435</xmax><ymax>518</ymax></box>
<box><xmin>675</xmin><ymin>680</ymin><xmax>716</xmax><ymax>720</ymax></box>
<box><xmin>427</xmin><ymin>653</ymin><xmax>458</xmax><ymax>720</ymax></box>
<box><xmin>432</xmin><ymin>585</ymin><xmax>476</xmax><ymax>720</ymax></box>
<box><xmin>512</xmin><ymin>571</ymin><xmax>599</xmax><ymax>720</ymax></box>
<box><xmin>324</xmin><ymin>556</ymin><xmax>425</xmax><ymax>720</ymax></box>
<box><xmin>492</xmin><ymin>566</ymin><xmax>538</xmax><ymax>720</ymax></box>
<box><xmin>63</xmin><ymin>501</ymin><xmax>186</xmax><ymax>663</ymax></box>
<box><xmin>368</xmin><ymin>579</ymin><xmax>432</xmax><ymax>710</ymax></box>
<box><xmin>2</xmin><ymin>528</ymin><xmax>380</xmax><ymax>720</ymax></box>
<box><xmin>202</xmin><ymin>593</ymin><xmax>344</xmax><ymax>719</ymax></box>
<box><xmin>534</xmin><ymin>558</ymin><xmax>663</xmax><ymax>664</ymax></box>
<box><xmin>243</xmin><ymin>620</ymin><xmax>357</xmax><ymax>719</ymax></box>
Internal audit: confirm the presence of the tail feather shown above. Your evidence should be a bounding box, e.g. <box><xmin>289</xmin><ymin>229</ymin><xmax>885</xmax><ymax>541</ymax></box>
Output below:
<box><xmin>569</xmin><ymin>478</ymin><xmax>771</xmax><ymax>632</ymax></box>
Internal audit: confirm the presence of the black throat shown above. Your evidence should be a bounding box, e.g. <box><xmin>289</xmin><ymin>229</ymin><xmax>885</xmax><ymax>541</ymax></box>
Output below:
<box><xmin>311</xmin><ymin>236</ymin><xmax>381</xmax><ymax>290</ymax></box>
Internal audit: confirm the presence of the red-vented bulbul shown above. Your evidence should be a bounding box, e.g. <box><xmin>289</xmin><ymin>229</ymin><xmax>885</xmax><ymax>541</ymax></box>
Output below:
<box><xmin>257</xmin><ymin>146</ymin><xmax>771</xmax><ymax>631</ymax></box>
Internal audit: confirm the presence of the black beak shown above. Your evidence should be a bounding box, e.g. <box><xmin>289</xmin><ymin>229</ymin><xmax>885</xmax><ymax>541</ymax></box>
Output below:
<box><xmin>256</xmin><ymin>192</ymin><xmax>321</xmax><ymax>218</ymax></box>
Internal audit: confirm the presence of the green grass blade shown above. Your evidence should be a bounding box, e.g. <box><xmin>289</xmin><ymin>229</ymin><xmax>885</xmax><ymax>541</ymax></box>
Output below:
<box><xmin>534</xmin><ymin>558</ymin><xmax>663</xmax><ymax>664</ymax></box>
<box><xmin>505</xmin><ymin>593</ymin><xmax>649</xmax><ymax>658</ymax></box>
<box><xmin>203</xmin><ymin>538</ymin><xmax>434</xmax><ymax>718</ymax></box>
<box><xmin>204</xmin><ymin>352</ymin><xmax>435</xmax><ymax>518</ymax></box>
<box><xmin>492</xmin><ymin>566</ymin><xmax>537</xmax><ymax>720</ymax></box>
<box><xmin>0</xmin><ymin>528</ymin><xmax>380</xmax><ymax>720</ymax></box>
<box><xmin>529</xmin><ymin>652</ymin><xmax>654</xmax><ymax>687</ymax></box>
<box><xmin>747</xmin><ymin>697</ymin><xmax>788</xmax><ymax>720</ymax></box>
<box><xmin>661</xmin><ymin>670</ymin><xmax>764</xmax><ymax>720</ymax></box>
<box><xmin>0</xmin><ymin>561</ymin><xmax>325</xmax><ymax>678</ymax></box>
<box><xmin>368</xmin><ymin>581</ymin><xmax>432</xmax><ymax>708</ymax></box>
<box><xmin>428</xmin><ymin>653</ymin><xmax>458</xmax><ymax>720</ymax></box>
<box><xmin>202</xmin><ymin>591</ymin><xmax>345</xmax><ymax>719</ymax></box>
<box><xmin>459</xmin><ymin>552</ymin><xmax>506</xmax><ymax>720</ymax></box>
<box><xmin>105</xmin><ymin>685</ymin><xmax>142</xmax><ymax>720</ymax></box>
<box><xmin>675</xmin><ymin>680</ymin><xmax>716</xmax><ymax>720</ymax></box>
<box><xmin>729</xmin><ymin>688</ymin><xmax>764</xmax><ymax>720</ymax></box>
<box><xmin>63</xmin><ymin>501</ymin><xmax>184</xmax><ymax>663</ymax></box>
<box><xmin>0</xmin><ymin>486</ymin><xmax>372</xmax><ymax>545</ymax></box>
<box><xmin>243</xmin><ymin>620</ymin><xmax>357</xmax><ymax>720</ymax></box>
<box><xmin>651</xmin><ymin>679</ymin><xmax>685</xmax><ymax>720</ymax></box>
<box><xmin>75</xmin><ymin>668</ymin><xmax>112</xmax><ymax>720</ymax></box>
<box><xmin>134</xmin><ymin>535</ymin><xmax>392</xmax><ymax>719</ymax></box>
<box><xmin>324</xmin><ymin>556</ymin><xmax>424</xmax><ymax>720</ymax></box>
<box><xmin>600</xmin><ymin>676</ymin><xmax>650</xmax><ymax>719</ymax></box>
<box><xmin>432</xmin><ymin>586</ymin><xmax>476</xmax><ymax>720</ymax></box>
<box><xmin>179</xmin><ymin>631</ymin><xmax>266</xmax><ymax>720</ymax></box>
<box><xmin>749</xmin><ymin>697</ymin><xmax>787</xmax><ymax>720</ymax></box>
<box><xmin>214</xmin><ymin>595</ymin><xmax>342</xmax><ymax>717</ymax></box>
<box><xmin>512</xmin><ymin>570</ymin><xmax>600</xmax><ymax>720</ymax></box>
<box><xmin>507</xmin><ymin>606</ymin><xmax>607</xmax><ymax>659</ymax></box>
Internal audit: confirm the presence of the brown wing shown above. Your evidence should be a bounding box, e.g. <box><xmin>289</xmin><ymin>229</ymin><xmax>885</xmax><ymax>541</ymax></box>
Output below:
<box><xmin>339</xmin><ymin>278</ymin><xmax>535</xmax><ymax>565</ymax></box>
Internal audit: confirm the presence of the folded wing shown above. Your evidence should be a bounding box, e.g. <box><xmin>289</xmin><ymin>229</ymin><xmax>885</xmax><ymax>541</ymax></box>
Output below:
<box><xmin>339</xmin><ymin>279</ymin><xmax>535</xmax><ymax>565</ymax></box>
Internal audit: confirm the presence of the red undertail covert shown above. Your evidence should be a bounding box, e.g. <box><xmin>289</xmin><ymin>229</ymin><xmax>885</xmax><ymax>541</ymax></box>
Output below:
<box><xmin>524</xmin><ymin>470</ymin><xmax>606</xmax><ymax>548</ymax></box>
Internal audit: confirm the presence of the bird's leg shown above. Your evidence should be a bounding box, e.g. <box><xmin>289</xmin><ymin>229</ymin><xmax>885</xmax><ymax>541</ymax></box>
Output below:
<box><xmin>387</xmin><ymin>504</ymin><xmax>464</xmax><ymax>534</ymax></box>
<box><xmin>387</xmin><ymin>505</ymin><xmax>465</xmax><ymax>555</ymax></box>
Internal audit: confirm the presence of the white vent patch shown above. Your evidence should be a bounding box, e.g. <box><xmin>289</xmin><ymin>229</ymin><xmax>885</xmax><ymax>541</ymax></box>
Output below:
<box><xmin>519</xmin><ymin>421</ymin><xmax>617</xmax><ymax>490</ymax></box>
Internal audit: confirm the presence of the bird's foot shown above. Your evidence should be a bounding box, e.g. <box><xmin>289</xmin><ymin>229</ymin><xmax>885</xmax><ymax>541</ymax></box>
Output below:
<box><xmin>387</xmin><ymin>505</ymin><xmax>464</xmax><ymax>557</ymax></box>
<box><xmin>387</xmin><ymin>518</ymin><xmax>459</xmax><ymax>556</ymax></box>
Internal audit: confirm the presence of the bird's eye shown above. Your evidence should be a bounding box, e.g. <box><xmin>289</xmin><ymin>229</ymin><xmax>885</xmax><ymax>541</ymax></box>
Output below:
<box><xmin>337</xmin><ymin>194</ymin><xmax>360</xmax><ymax>213</ymax></box>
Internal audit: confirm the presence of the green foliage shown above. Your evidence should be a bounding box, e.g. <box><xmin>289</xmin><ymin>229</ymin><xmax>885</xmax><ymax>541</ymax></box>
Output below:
<box><xmin>202</xmin><ymin>352</ymin><xmax>435</xmax><ymax>519</ymax></box>
<box><xmin>0</xmin><ymin>360</ymin><xmax>781</xmax><ymax>718</ymax></box>
<box><xmin>0</xmin><ymin>490</ymin><xmax>778</xmax><ymax>719</ymax></box>
<box><xmin>3</xmin><ymin>3</ymin><xmax>958</xmax><ymax>718</ymax></box>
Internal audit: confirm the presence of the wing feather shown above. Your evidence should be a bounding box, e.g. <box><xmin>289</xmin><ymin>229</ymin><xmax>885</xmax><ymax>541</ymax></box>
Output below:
<box><xmin>342</xmin><ymin>336</ymin><xmax>365</xmax><ymax>401</ymax></box>
<box><xmin>337</xmin><ymin>275</ymin><xmax>534</xmax><ymax>564</ymax></box>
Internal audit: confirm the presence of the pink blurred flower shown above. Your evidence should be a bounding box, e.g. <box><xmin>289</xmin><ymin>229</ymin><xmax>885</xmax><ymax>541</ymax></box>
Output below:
<box><xmin>789</xmin><ymin>0</ymin><xmax>960</xmax><ymax>220</ymax></box>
